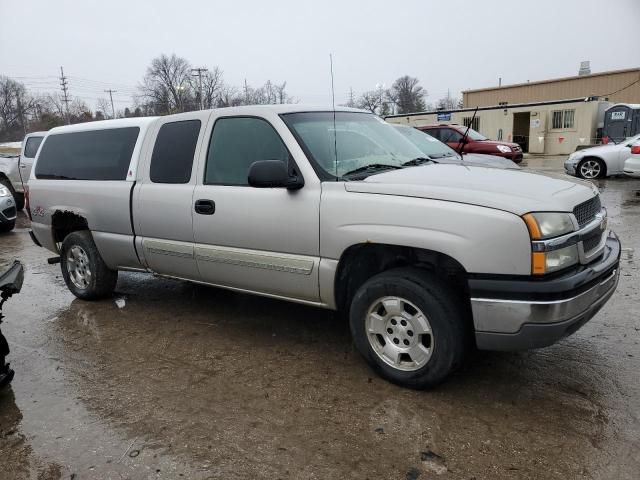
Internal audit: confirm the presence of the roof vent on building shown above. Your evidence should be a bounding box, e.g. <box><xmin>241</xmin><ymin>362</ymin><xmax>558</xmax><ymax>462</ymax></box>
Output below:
<box><xmin>579</xmin><ymin>61</ymin><xmax>591</xmax><ymax>76</ymax></box>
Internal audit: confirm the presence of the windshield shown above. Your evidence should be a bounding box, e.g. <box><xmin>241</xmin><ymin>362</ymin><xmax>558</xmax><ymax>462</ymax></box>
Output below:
<box><xmin>393</xmin><ymin>125</ymin><xmax>458</xmax><ymax>158</ymax></box>
<box><xmin>463</xmin><ymin>127</ymin><xmax>487</xmax><ymax>141</ymax></box>
<box><xmin>281</xmin><ymin>111</ymin><xmax>424</xmax><ymax>178</ymax></box>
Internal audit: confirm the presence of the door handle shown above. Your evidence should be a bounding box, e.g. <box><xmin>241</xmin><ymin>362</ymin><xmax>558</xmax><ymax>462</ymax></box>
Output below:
<box><xmin>20</xmin><ymin>164</ymin><xmax>27</xmax><ymax>168</ymax></box>
<box><xmin>195</xmin><ymin>199</ymin><xmax>215</xmax><ymax>215</ymax></box>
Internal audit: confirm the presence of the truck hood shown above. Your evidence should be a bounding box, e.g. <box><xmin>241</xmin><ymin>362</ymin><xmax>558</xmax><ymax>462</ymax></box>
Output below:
<box><xmin>344</xmin><ymin>164</ymin><xmax>597</xmax><ymax>215</ymax></box>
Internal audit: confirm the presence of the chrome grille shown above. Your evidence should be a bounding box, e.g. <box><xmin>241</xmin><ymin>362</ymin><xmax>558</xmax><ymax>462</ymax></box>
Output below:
<box><xmin>582</xmin><ymin>233</ymin><xmax>601</xmax><ymax>254</ymax></box>
<box><xmin>573</xmin><ymin>196</ymin><xmax>601</xmax><ymax>228</ymax></box>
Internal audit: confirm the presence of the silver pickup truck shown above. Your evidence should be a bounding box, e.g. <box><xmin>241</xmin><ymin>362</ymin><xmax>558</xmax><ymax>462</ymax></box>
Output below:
<box><xmin>28</xmin><ymin>106</ymin><xmax>620</xmax><ymax>388</ymax></box>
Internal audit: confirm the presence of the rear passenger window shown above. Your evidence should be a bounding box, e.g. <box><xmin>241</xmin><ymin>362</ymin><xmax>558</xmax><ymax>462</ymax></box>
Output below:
<box><xmin>24</xmin><ymin>136</ymin><xmax>43</xmax><ymax>158</ymax></box>
<box><xmin>150</xmin><ymin>120</ymin><xmax>201</xmax><ymax>184</ymax></box>
<box><xmin>35</xmin><ymin>127</ymin><xmax>139</xmax><ymax>180</ymax></box>
<box><xmin>205</xmin><ymin>117</ymin><xmax>288</xmax><ymax>185</ymax></box>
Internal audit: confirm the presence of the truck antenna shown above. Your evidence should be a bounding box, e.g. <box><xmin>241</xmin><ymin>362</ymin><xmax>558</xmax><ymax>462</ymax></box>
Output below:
<box><xmin>330</xmin><ymin>53</ymin><xmax>338</xmax><ymax>180</ymax></box>
<box><xmin>458</xmin><ymin>106</ymin><xmax>478</xmax><ymax>157</ymax></box>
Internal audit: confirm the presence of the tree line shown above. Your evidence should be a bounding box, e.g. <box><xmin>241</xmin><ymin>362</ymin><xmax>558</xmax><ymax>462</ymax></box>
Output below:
<box><xmin>347</xmin><ymin>78</ymin><xmax>462</xmax><ymax>116</ymax></box>
<box><xmin>0</xmin><ymin>52</ymin><xmax>460</xmax><ymax>142</ymax></box>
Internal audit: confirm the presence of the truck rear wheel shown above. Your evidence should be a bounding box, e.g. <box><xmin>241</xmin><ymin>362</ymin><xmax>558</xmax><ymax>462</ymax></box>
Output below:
<box><xmin>349</xmin><ymin>267</ymin><xmax>469</xmax><ymax>389</ymax></box>
<box><xmin>60</xmin><ymin>231</ymin><xmax>118</xmax><ymax>300</ymax></box>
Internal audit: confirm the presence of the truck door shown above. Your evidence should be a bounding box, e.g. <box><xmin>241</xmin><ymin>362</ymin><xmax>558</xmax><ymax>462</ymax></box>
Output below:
<box><xmin>134</xmin><ymin>112</ymin><xmax>210</xmax><ymax>280</ymax></box>
<box><xmin>192</xmin><ymin>113</ymin><xmax>321</xmax><ymax>302</ymax></box>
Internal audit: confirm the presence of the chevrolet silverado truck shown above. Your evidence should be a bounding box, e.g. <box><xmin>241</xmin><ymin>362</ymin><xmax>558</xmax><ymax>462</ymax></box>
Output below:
<box><xmin>27</xmin><ymin>106</ymin><xmax>620</xmax><ymax>388</ymax></box>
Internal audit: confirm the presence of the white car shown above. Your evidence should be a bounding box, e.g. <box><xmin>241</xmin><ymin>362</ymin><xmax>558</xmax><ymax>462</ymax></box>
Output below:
<box><xmin>564</xmin><ymin>134</ymin><xmax>640</xmax><ymax>179</ymax></box>
<box><xmin>623</xmin><ymin>143</ymin><xmax>640</xmax><ymax>178</ymax></box>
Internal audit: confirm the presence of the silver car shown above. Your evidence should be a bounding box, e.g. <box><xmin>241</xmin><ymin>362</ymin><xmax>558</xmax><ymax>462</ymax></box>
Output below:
<box><xmin>0</xmin><ymin>184</ymin><xmax>16</xmax><ymax>233</ymax></box>
<box><xmin>564</xmin><ymin>134</ymin><xmax>640</xmax><ymax>179</ymax></box>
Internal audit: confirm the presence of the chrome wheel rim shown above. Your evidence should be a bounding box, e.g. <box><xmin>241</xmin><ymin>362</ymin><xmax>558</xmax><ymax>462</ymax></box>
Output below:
<box><xmin>365</xmin><ymin>296</ymin><xmax>434</xmax><ymax>372</ymax></box>
<box><xmin>66</xmin><ymin>245</ymin><xmax>92</xmax><ymax>289</ymax></box>
<box><xmin>580</xmin><ymin>160</ymin><xmax>601</xmax><ymax>179</ymax></box>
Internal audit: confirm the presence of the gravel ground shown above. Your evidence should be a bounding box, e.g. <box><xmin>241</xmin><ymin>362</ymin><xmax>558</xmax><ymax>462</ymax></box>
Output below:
<box><xmin>0</xmin><ymin>156</ymin><xmax>638</xmax><ymax>479</ymax></box>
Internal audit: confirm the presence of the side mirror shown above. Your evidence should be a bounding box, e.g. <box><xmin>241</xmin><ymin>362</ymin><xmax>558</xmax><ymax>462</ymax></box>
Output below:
<box><xmin>248</xmin><ymin>160</ymin><xmax>304</xmax><ymax>190</ymax></box>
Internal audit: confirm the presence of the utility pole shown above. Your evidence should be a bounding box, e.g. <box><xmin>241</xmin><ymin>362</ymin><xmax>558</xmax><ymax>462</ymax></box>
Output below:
<box><xmin>244</xmin><ymin>79</ymin><xmax>249</xmax><ymax>104</ymax></box>
<box><xmin>191</xmin><ymin>67</ymin><xmax>208</xmax><ymax>110</ymax></box>
<box><xmin>59</xmin><ymin>66</ymin><xmax>70</xmax><ymax>124</ymax></box>
<box><xmin>104</xmin><ymin>89</ymin><xmax>117</xmax><ymax>118</ymax></box>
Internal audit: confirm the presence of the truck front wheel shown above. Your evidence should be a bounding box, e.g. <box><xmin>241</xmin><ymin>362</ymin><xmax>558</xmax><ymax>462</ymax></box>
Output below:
<box><xmin>60</xmin><ymin>231</ymin><xmax>118</xmax><ymax>300</ymax></box>
<box><xmin>349</xmin><ymin>268</ymin><xmax>469</xmax><ymax>389</ymax></box>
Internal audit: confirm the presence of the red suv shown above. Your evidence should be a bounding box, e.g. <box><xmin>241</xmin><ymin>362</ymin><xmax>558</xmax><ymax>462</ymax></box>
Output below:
<box><xmin>418</xmin><ymin>124</ymin><xmax>523</xmax><ymax>163</ymax></box>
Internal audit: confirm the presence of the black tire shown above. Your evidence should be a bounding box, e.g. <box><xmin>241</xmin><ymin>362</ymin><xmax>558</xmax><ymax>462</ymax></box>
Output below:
<box><xmin>0</xmin><ymin>179</ymin><xmax>23</xmax><ymax>210</ymax></box>
<box><xmin>0</xmin><ymin>220</ymin><xmax>15</xmax><ymax>233</ymax></box>
<box><xmin>349</xmin><ymin>267</ymin><xmax>469</xmax><ymax>389</ymax></box>
<box><xmin>12</xmin><ymin>192</ymin><xmax>24</xmax><ymax>211</ymax></box>
<box><xmin>577</xmin><ymin>157</ymin><xmax>606</xmax><ymax>179</ymax></box>
<box><xmin>60</xmin><ymin>231</ymin><xmax>118</xmax><ymax>300</ymax></box>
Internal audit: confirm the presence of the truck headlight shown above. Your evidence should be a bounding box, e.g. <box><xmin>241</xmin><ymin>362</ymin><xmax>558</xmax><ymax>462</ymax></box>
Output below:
<box><xmin>496</xmin><ymin>145</ymin><xmax>512</xmax><ymax>153</ymax></box>
<box><xmin>531</xmin><ymin>244</ymin><xmax>580</xmax><ymax>275</ymax></box>
<box><xmin>0</xmin><ymin>186</ymin><xmax>10</xmax><ymax>197</ymax></box>
<box><xmin>522</xmin><ymin>212</ymin><xmax>579</xmax><ymax>275</ymax></box>
<box><xmin>523</xmin><ymin>212</ymin><xmax>574</xmax><ymax>240</ymax></box>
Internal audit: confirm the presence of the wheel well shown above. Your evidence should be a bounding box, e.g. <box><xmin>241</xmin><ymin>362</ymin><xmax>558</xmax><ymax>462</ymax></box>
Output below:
<box><xmin>51</xmin><ymin>211</ymin><xmax>89</xmax><ymax>244</ymax></box>
<box><xmin>334</xmin><ymin>243</ymin><xmax>469</xmax><ymax>313</ymax></box>
<box><xmin>580</xmin><ymin>156</ymin><xmax>607</xmax><ymax>176</ymax></box>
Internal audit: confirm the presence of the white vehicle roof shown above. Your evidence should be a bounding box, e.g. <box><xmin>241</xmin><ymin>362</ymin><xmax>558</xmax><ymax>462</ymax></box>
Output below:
<box><xmin>47</xmin><ymin>117</ymin><xmax>159</xmax><ymax>135</ymax></box>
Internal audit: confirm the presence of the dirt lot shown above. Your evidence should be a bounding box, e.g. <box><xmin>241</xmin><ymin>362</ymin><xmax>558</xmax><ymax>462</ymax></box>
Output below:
<box><xmin>1</xmin><ymin>157</ymin><xmax>639</xmax><ymax>479</ymax></box>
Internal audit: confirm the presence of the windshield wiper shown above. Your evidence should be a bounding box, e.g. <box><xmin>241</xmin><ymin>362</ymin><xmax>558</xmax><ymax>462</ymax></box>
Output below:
<box><xmin>402</xmin><ymin>157</ymin><xmax>436</xmax><ymax>167</ymax></box>
<box><xmin>342</xmin><ymin>163</ymin><xmax>402</xmax><ymax>178</ymax></box>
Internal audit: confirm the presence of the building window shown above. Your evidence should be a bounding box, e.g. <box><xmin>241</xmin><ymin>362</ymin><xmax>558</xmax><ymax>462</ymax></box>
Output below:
<box><xmin>552</xmin><ymin>109</ymin><xmax>575</xmax><ymax>129</ymax></box>
<box><xmin>463</xmin><ymin>116</ymin><xmax>480</xmax><ymax>131</ymax></box>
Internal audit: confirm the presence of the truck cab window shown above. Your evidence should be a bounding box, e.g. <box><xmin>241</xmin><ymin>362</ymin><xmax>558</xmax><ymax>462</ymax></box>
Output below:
<box><xmin>150</xmin><ymin>120</ymin><xmax>201</xmax><ymax>184</ymax></box>
<box><xmin>35</xmin><ymin>127</ymin><xmax>140</xmax><ymax>180</ymax></box>
<box><xmin>24</xmin><ymin>136</ymin><xmax>43</xmax><ymax>158</ymax></box>
<box><xmin>205</xmin><ymin>117</ymin><xmax>288</xmax><ymax>185</ymax></box>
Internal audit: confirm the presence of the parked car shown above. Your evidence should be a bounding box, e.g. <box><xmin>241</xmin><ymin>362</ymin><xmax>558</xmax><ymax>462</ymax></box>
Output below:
<box><xmin>623</xmin><ymin>143</ymin><xmax>640</xmax><ymax>178</ymax></box>
<box><xmin>0</xmin><ymin>132</ymin><xmax>45</xmax><ymax>211</ymax></box>
<box><xmin>28</xmin><ymin>106</ymin><xmax>620</xmax><ymax>389</ymax></box>
<box><xmin>0</xmin><ymin>183</ymin><xmax>17</xmax><ymax>233</ymax></box>
<box><xmin>417</xmin><ymin>124</ymin><xmax>523</xmax><ymax>163</ymax></box>
<box><xmin>564</xmin><ymin>134</ymin><xmax>640</xmax><ymax>179</ymax></box>
<box><xmin>392</xmin><ymin>124</ymin><xmax>519</xmax><ymax>169</ymax></box>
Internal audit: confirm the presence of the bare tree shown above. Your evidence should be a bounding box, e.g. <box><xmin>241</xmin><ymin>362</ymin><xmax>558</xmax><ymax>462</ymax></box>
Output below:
<box><xmin>96</xmin><ymin>97</ymin><xmax>112</xmax><ymax>119</ymax></box>
<box><xmin>357</xmin><ymin>90</ymin><xmax>384</xmax><ymax>113</ymax></box>
<box><xmin>436</xmin><ymin>92</ymin><xmax>459</xmax><ymax>110</ymax></box>
<box><xmin>0</xmin><ymin>76</ymin><xmax>35</xmax><ymax>139</ymax></box>
<box><xmin>140</xmin><ymin>54</ymin><xmax>193</xmax><ymax>114</ymax></box>
<box><xmin>199</xmin><ymin>67</ymin><xmax>224</xmax><ymax>109</ymax></box>
<box><xmin>390</xmin><ymin>75</ymin><xmax>426</xmax><ymax>114</ymax></box>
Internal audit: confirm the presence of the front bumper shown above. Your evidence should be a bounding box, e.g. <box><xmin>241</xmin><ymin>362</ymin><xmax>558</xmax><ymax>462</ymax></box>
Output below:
<box><xmin>564</xmin><ymin>160</ymin><xmax>577</xmax><ymax>176</ymax></box>
<box><xmin>470</xmin><ymin>233</ymin><xmax>620</xmax><ymax>351</ymax></box>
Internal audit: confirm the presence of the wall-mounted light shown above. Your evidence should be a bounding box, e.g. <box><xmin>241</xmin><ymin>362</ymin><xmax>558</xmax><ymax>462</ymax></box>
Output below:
<box><xmin>503</xmin><ymin>109</ymin><xmax>508</xmax><ymax>116</ymax></box>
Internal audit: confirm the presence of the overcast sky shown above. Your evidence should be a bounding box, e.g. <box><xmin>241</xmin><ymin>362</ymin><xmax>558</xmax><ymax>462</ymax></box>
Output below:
<box><xmin>1</xmin><ymin>0</ymin><xmax>639</xmax><ymax>110</ymax></box>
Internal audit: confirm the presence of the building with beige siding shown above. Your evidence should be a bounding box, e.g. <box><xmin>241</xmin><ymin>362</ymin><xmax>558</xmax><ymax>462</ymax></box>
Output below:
<box><xmin>462</xmin><ymin>68</ymin><xmax>640</xmax><ymax>107</ymax></box>
<box><xmin>386</xmin><ymin>68</ymin><xmax>639</xmax><ymax>156</ymax></box>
